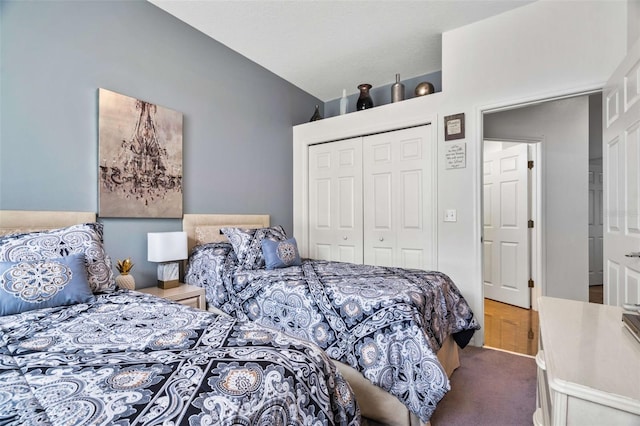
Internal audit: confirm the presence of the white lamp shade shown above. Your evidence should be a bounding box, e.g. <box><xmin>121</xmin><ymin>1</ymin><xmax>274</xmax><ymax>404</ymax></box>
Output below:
<box><xmin>147</xmin><ymin>232</ymin><xmax>188</xmax><ymax>262</ymax></box>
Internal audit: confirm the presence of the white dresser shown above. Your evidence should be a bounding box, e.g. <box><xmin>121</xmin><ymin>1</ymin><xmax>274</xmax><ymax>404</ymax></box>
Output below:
<box><xmin>535</xmin><ymin>297</ymin><xmax>640</xmax><ymax>425</ymax></box>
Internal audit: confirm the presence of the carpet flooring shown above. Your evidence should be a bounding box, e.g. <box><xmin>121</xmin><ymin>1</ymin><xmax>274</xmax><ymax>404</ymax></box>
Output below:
<box><xmin>363</xmin><ymin>345</ymin><xmax>537</xmax><ymax>426</ymax></box>
<box><xmin>430</xmin><ymin>345</ymin><xmax>537</xmax><ymax>425</ymax></box>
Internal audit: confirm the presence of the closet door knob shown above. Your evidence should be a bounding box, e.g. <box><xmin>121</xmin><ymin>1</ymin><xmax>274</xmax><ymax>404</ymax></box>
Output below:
<box><xmin>379</xmin><ymin>237</ymin><xmax>384</xmax><ymax>242</ymax></box>
<box><xmin>343</xmin><ymin>236</ymin><xmax>348</xmax><ymax>240</ymax></box>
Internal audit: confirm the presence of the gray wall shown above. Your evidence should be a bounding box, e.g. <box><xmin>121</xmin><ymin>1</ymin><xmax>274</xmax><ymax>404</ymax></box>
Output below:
<box><xmin>589</xmin><ymin>93</ymin><xmax>603</xmax><ymax>161</ymax></box>
<box><xmin>0</xmin><ymin>0</ymin><xmax>321</xmax><ymax>287</ymax></box>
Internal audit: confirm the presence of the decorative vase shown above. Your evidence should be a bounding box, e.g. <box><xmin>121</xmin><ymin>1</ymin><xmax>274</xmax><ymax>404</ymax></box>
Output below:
<box><xmin>309</xmin><ymin>105</ymin><xmax>323</xmax><ymax>121</ymax></box>
<box><xmin>391</xmin><ymin>73</ymin><xmax>405</xmax><ymax>103</ymax></box>
<box><xmin>356</xmin><ymin>84</ymin><xmax>373</xmax><ymax>110</ymax></box>
<box><xmin>339</xmin><ymin>89</ymin><xmax>348</xmax><ymax>115</ymax></box>
<box><xmin>115</xmin><ymin>273</ymin><xmax>135</xmax><ymax>290</ymax></box>
<box><xmin>415</xmin><ymin>81</ymin><xmax>435</xmax><ymax>97</ymax></box>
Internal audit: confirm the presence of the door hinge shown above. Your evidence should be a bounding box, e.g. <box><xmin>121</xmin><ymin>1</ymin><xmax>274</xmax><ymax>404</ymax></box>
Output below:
<box><xmin>528</xmin><ymin>160</ymin><xmax>534</xmax><ymax>169</ymax></box>
<box><xmin>528</xmin><ymin>279</ymin><xmax>535</xmax><ymax>288</ymax></box>
<box><xmin>528</xmin><ymin>220</ymin><xmax>534</xmax><ymax>228</ymax></box>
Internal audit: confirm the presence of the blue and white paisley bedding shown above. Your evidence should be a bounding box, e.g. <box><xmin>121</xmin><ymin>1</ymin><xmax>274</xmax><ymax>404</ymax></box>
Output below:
<box><xmin>185</xmin><ymin>243</ymin><xmax>480</xmax><ymax>422</ymax></box>
<box><xmin>0</xmin><ymin>290</ymin><xmax>359</xmax><ymax>426</ymax></box>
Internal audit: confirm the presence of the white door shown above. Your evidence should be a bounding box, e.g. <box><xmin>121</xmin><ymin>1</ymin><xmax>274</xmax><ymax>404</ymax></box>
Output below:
<box><xmin>483</xmin><ymin>143</ymin><xmax>530</xmax><ymax>308</ymax></box>
<box><xmin>362</xmin><ymin>125</ymin><xmax>435</xmax><ymax>270</ymax></box>
<box><xmin>603</xmin><ymin>39</ymin><xmax>640</xmax><ymax>306</ymax></box>
<box><xmin>308</xmin><ymin>137</ymin><xmax>363</xmax><ymax>263</ymax></box>
<box><xmin>589</xmin><ymin>163</ymin><xmax>604</xmax><ymax>286</ymax></box>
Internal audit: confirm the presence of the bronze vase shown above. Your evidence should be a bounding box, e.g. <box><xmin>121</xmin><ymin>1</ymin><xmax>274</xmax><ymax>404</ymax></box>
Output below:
<box><xmin>356</xmin><ymin>84</ymin><xmax>373</xmax><ymax>110</ymax></box>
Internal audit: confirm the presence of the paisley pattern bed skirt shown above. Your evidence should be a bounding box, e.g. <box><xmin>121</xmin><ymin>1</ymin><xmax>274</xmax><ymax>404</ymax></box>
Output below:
<box><xmin>0</xmin><ymin>291</ymin><xmax>359</xmax><ymax>425</ymax></box>
<box><xmin>185</xmin><ymin>243</ymin><xmax>480</xmax><ymax>422</ymax></box>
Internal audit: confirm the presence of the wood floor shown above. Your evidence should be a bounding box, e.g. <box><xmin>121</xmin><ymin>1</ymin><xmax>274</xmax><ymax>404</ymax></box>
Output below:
<box><xmin>484</xmin><ymin>285</ymin><xmax>603</xmax><ymax>356</ymax></box>
<box><xmin>484</xmin><ymin>298</ymin><xmax>540</xmax><ymax>356</ymax></box>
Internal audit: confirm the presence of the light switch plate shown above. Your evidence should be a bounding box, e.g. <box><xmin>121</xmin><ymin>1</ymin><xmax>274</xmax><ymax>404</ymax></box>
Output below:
<box><xmin>444</xmin><ymin>209</ymin><xmax>457</xmax><ymax>222</ymax></box>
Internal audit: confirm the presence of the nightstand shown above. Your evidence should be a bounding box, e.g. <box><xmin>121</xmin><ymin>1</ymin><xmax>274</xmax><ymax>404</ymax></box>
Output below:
<box><xmin>139</xmin><ymin>283</ymin><xmax>206</xmax><ymax>310</ymax></box>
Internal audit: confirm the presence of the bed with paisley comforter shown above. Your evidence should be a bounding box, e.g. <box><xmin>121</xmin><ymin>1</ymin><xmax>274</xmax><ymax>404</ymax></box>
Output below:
<box><xmin>0</xmin><ymin>291</ymin><xmax>358</xmax><ymax>425</ymax></box>
<box><xmin>0</xmin><ymin>211</ymin><xmax>359</xmax><ymax>426</ymax></box>
<box><xmin>184</xmin><ymin>225</ymin><xmax>480</xmax><ymax>426</ymax></box>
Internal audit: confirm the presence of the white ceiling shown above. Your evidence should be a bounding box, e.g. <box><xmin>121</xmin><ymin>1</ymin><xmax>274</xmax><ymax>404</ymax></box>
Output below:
<box><xmin>149</xmin><ymin>0</ymin><xmax>534</xmax><ymax>101</ymax></box>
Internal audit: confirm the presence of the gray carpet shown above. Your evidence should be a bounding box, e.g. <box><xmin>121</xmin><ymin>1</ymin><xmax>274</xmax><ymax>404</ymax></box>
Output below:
<box><xmin>431</xmin><ymin>345</ymin><xmax>536</xmax><ymax>425</ymax></box>
<box><xmin>363</xmin><ymin>346</ymin><xmax>537</xmax><ymax>426</ymax></box>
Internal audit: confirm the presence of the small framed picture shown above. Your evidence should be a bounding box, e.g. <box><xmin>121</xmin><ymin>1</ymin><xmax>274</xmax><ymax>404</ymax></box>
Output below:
<box><xmin>444</xmin><ymin>113</ymin><xmax>465</xmax><ymax>141</ymax></box>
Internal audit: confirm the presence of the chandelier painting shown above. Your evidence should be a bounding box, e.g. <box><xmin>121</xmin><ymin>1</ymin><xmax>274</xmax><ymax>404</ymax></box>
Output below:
<box><xmin>98</xmin><ymin>89</ymin><xmax>183</xmax><ymax>218</ymax></box>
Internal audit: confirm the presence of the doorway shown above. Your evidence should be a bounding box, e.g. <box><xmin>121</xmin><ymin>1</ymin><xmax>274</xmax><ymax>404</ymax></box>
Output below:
<box><xmin>480</xmin><ymin>92</ymin><xmax>603</xmax><ymax>355</ymax></box>
<box><xmin>482</xmin><ymin>139</ymin><xmax>540</xmax><ymax>356</ymax></box>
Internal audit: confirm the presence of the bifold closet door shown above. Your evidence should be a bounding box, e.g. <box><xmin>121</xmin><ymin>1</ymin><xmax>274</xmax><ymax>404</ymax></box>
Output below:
<box><xmin>308</xmin><ymin>137</ymin><xmax>363</xmax><ymax>263</ymax></box>
<box><xmin>363</xmin><ymin>125</ymin><xmax>435</xmax><ymax>269</ymax></box>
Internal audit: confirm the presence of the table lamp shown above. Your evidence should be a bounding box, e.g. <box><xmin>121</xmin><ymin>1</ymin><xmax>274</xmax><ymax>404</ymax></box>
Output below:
<box><xmin>147</xmin><ymin>231</ymin><xmax>188</xmax><ymax>289</ymax></box>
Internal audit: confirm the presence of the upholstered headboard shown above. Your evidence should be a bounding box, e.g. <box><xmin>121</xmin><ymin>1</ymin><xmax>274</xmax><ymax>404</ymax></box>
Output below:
<box><xmin>182</xmin><ymin>214</ymin><xmax>270</xmax><ymax>254</ymax></box>
<box><xmin>0</xmin><ymin>210</ymin><xmax>96</xmax><ymax>236</ymax></box>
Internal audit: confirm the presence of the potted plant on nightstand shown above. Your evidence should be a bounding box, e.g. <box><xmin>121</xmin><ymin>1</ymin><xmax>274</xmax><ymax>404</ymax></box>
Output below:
<box><xmin>115</xmin><ymin>258</ymin><xmax>136</xmax><ymax>290</ymax></box>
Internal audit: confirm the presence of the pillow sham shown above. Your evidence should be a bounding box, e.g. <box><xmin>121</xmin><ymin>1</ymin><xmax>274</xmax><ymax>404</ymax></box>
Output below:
<box><xmin>0</xmin><ymin>253</ymin><xmax>95</xmax><ymax>316</ymax></box>
<box><xmin>0</xmin><ymin>223</ymin><xmax>116</xmax><ymax>293</ymax></box>
<box><xmin>262</xmin><ymin>237</ymin><xmax>302</xmax><ymax>270</ymax></box>
<box><xmin>221</xmin><ymin>226</ymin><xmax>287</xmax><ymax>269</ymax></box>
<box><xmin>184</xmin><ymin>242</ymin><xmax>237</xmax><ymax>308</ymax></box>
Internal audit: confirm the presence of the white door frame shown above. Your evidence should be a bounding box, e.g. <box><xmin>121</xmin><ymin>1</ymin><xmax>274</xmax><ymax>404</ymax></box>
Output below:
<box><xmin>530</xmin><ymin>141</ymin><xmax>543</xmax><ymax>311</ymax></box>
<box><xmin>475</xmin><ymin>85</ymin><xmax>602</xmax><ymax>324</ymax></box>
<box><xmin>483</xmin><ymin>138</ymin><xmax>543</xmax><ymax>310</ymax></box>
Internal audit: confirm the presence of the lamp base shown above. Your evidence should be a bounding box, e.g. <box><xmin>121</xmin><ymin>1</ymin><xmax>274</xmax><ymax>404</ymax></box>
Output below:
<box><xmin>156</xmin><ymin>262</ymin><xmax>180</xmax><ymax>289</ymax></box>
<box><xmin>157</xmin><ymin>279</ymin><xmax>180</xmax><ymax>289</ymax></box>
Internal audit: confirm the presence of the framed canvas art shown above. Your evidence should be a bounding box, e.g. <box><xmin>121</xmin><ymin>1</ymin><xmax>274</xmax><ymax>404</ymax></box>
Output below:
<box><xmin>98</xmin><ymin>89</ymin><xmax>183</xmax><ymax>218</ymax></box>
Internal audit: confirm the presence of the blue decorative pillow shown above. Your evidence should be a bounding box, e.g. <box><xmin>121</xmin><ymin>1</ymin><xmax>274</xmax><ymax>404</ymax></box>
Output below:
<box><xmin>0</xmin><ymin>223</ymin><xmax>115</xmax><ymax>293</ymax></box>
<box><xmin>261</xmin><ymin>237</ymin><xmax>302</xmax><ymax>270</ymax></box>
<box><xmin>221</xmin><ymin>226</ymin><xmax>288</xmax><ymax>269</ymax></box>
<box><xmin>0</xmin><ymin>253</ymin><xmax>95</xmax><ymax>316</ymax></box>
